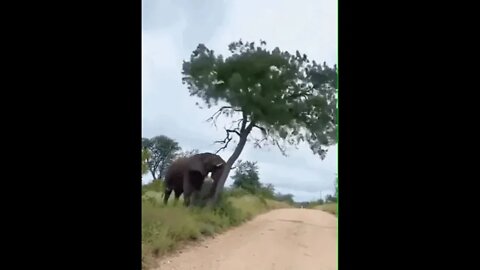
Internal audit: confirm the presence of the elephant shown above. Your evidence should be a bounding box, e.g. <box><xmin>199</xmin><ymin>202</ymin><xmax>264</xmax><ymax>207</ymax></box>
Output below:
<box><xmin>163</xmin><ymin>152</ymin><xmax>226</xmax><ymax>207</ymax></box>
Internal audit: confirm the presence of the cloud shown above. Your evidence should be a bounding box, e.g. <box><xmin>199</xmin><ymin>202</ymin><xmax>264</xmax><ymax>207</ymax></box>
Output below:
<box><xmin>142</xmin><ymin>0</ymin><xmax>338</xmax><ymax>202</ymax></box>
<box><xmin>208</xmin><ymin>0</ymin><xmax>337</xmax><ymax>65</ymax></box>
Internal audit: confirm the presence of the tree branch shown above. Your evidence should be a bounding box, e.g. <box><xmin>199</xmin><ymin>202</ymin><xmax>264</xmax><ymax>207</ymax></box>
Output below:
<box><xmin>230</xmin><ymin>118</ymin><xmax>244</xmax><ymax>131</ymax></box>
<box><xmin>226</xmin><ymin>129</ymin><xmax>241</xmax><ymax>137</ymax></box>
<box><xmin>214</xmin><ymin>128</ymin><xmax>239</xmax><ymax>154</ymax></box>
<box><xmin>240</xmin><ymin>111</ymin><xmax>248</xmax><ymax>133</ymax></box>
<box><xmin>213</xmin><ymin>111</ymin><xmax>254</xmax><ymax>154</ymax></box>
<box><xmin>207</xmin><ymin>106</ymin><xmax>243</xmax><ymax>129</ymax></box>
<box><xmin>253</xmin><ymin>125</ymin><xmax>268</xmax><ymax>136</ymax></box>
<box><xmin>206</xmin><ymin>106</ymin><xmax>232</xmax><ymax>127</ymax></box>
<box><xmin>253</xmin><ymin>137</ymin><xmax>268</xmax><ymax>148</ymax></box>
<box><xmin>274</xmin><ymin>140</ymin><xmax>288</xmax><ymax>156</ymax></box>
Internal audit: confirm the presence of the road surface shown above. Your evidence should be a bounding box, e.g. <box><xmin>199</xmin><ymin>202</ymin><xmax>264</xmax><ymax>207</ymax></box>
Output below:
<box><xmin>155</xmin><ymin>208</ymin><xmax>337</xmax><ymax>270</ymax></box>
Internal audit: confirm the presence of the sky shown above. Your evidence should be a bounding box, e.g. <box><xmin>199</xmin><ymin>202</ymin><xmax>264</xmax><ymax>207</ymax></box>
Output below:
<box><xmin>142</xmin><ymin>0</ymin><xmax>337</xmax><ymax>202</ymax></box>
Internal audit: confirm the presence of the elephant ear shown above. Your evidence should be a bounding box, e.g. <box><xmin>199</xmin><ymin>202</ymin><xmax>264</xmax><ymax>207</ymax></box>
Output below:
<box><xmin>187</xmin><ymin>156</ymin><xmax>207</xmax><ymax>176</ymax></box>
<box><xmin>207</xmin><ymin>154</ymin><xmax>226</xmax><ymax>171</ymax></box>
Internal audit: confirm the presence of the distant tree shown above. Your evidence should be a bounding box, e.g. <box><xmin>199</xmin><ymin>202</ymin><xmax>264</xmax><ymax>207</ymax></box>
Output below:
<box><xmin>275</xmin><ymin>193</ymin><xmax>295</xmax><ymax>204</ymax></box>
<box><xmin>182</xmin><ymin>40</ymin><xmax>337</xmax><ymax>204</ymax></box>
<box><xmin>142</xmin><ymin>135</ymin><xmax>181</xmax><ymax>180</ymax></box>
<box><xmin>325</xmin><ymin>194</ymin><xmax>337</xmax><ymax>203</ymax></box>
<box><xmin>231</xmin><ymin>160</ymin><xmax>262</xmax><ymax>194</ymax></box>
<box><xmin>258</xmin><ymin>183</ymin><xmax>275</xmax><ymax>199</ymax></box>
<box><xmin>141</xmin><ymin>148</ymin><xmax>150</xmax><ymax>176</ymax></box>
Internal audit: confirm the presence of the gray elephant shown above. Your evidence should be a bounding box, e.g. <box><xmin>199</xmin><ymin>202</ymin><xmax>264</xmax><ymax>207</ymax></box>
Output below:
<box><xmin>163</xmin><ymin>152</ymin><xmax>226</xmax><ymax>207</ymax></box>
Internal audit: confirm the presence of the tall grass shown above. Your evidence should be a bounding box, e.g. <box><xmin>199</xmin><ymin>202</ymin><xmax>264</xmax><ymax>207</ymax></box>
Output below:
<box><xmin>141</xmin><ymin>187</ymin><xmax>291</xmax><ymax>269</ymax></box>
<box><xmin>314</xmin><ymin>203</ymin><xmax>338</xmax><ymax>216</ymax></box>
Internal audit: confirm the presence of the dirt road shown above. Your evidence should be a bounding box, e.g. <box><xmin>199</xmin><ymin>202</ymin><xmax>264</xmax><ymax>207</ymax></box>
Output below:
<box><xmin>155</xmin><ymin>208</ymin><xmax>337</xmax><ymax>270</ymax></box>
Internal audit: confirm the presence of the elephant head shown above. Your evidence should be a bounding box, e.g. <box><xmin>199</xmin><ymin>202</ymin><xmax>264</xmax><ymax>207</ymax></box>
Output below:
<box><xmin>188</xmin><ymin>153</ymin><xmax>225</xmax><ymax>179</ymax></box>
<box><xmin>187</xmin><ymin>152</ymin><xmax>226</xmax><ymax>200</ymax></box>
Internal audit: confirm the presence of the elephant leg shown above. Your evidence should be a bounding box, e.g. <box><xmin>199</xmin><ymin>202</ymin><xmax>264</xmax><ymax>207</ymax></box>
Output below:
<box><xmin>190</xmin><ymin>190</ymin><xmax>201</xmax><ymax>207</ymax></box>
<box><xmin>173</xmin><ymin>190</ymin><xmax>182</xmax><ymax>206</ymax></box>
<box><xmin>183</xmin><ymin>192</ymin><xmax>192</xmax><ymax>207</ymax></box>
<box><xmin>183</xmin><ymin>177</ymin><xmax>193</xmax><ymax>207</ymax></box>
<box><xmin>184</xmin><ymin>170</ymin><xmax>205</xmax><ymax>207</ymax></box>
<box><xmin>163</xmin><ymin>187</ymin><xmax>173</xmax><ymax>205</ymax></box>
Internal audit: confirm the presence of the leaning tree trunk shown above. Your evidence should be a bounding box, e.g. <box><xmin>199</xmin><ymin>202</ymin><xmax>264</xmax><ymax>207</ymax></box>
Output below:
<box><xmin>208</xmin><ymin>123</ymin><xmax>253</xmax><ymax>206</ymax></box>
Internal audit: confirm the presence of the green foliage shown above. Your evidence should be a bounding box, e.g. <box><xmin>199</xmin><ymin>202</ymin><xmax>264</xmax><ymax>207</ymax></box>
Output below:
<box><xmin>325</xmin><ymin>194</ymin><xmax>337</xmax><ymax>203</ymax></box>
<box><xmin>231</xmin><ymin>160</ymin><xmax>262</xmax><ymax>194</ymax></box>
<box><xmin>182</xmin><ymin>40</ymin><xmax>337</xmax><ymax>159</ymax></box>
<box><xmin>141</xmin><ymin>148</ymin><xmax>150</xmax><ymax>176</ymax></box>
<box><xmin>228</xmin><ymin>160</ymin><xmax>276</xmax><ymax>200</ymax></box>
<box><xmin>274</xmin><ymin>193</ymin><xmax>295</xmax><ymax>204</ymax></box>
<box><xmin>316</xmin><ymin>203</ymin><xmax>337</xmax><ymax>216</ymax></box>
<box><xmin>141</xmin><ymin>193</ymin><xmax>289</xmax><ymax>269</ymax></box>
<box><xmin>142</xmin><ymin>179</ymin><xmax>165</xmax><ymax>195</ymax></box>
<box><xmin>212</xmin><ymin>194</ymin><xmax>244</xmax><ymax>226</ymax></box>
<box><xmin>335</xmin><ymin>175</ymin><xmax>338</xmax><ymax>199</ymax></box>
<box><xmin>142</xmin><ymin>135</ymin><xmax>182</xmax><ymax>179</ymax></box>
<box><xmin>257</xmin><ymin>183</ymin><xmax>275</xmax><ymax>199</ymax></box>
<box><xmin>222</xmin><ymin>186</ymin><xmax>251</xmax><ymax>198</ymax></box>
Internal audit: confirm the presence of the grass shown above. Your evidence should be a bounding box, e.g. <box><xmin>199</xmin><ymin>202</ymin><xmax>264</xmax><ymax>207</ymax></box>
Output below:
<box><xmin>314</xmin><ymin>203</ymin><xmax>338</xmax><ymax>216</ymax></box>
<box><xmin>141</xmin><ymin>190</ymin><xmax>291</xmax><ymax>269</ymax></box>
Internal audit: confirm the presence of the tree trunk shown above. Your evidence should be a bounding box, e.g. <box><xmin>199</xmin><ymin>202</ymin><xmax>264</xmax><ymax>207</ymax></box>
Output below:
<box><xmin>150</xmin><ymin>170</ymin><xmax>156</xmax><ymax>181</ymax></box>
<box><xmin>208</xmin><ymin>124</ymin><xmax>253</xmax><ymax>205</ymax></box>
<box><xmin>158</xmin><ymin>166</ymin><xmax>164</xmax><ymax>180</ymax></box>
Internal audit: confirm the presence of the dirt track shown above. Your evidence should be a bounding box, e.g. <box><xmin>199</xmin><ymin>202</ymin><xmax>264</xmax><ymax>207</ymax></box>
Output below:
<box><xmin>155</xmin><ymin>208</ymin><xmax>337</xmax><ymax>270</ymax></box>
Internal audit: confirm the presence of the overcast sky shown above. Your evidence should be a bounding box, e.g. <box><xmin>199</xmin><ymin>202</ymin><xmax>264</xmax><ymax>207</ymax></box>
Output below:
<box><xmin>142</xmin><ymin>0</ymin><xmax>337</xmax><ymax>202</ymax></box>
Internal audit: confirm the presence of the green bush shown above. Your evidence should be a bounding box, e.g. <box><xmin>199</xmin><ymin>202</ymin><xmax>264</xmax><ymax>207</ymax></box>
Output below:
<box><xmin>213</xmin><ymin>195</ymin><xmax>244</xmax><ymax>226</ymax></box>
<box><xmin>142</xmin><ymin>179</ymin><xmax>164</xmax><ymax>194</ymax></box>
<box><xmin>223</xmin><ymin>187</ymin><xmax>250</xmax><ymax>197</ymax></box>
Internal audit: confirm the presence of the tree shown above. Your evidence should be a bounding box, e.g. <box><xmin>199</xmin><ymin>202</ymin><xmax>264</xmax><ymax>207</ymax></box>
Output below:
<box><xmin>142</xmin><ymin>135</ymin><xmax>181</xmax><ymax>180</ymax></box>
<box><xmin>258</xmin><ymin>183</ymin><xmax>275</xmax><ymax>199</ymax></box>
<box><xmin>325</xmin><ymin>194</ymin><xmax>337</xmax><ymax>203</ymax></box>
<box><xmin>275</xmin><ymin>193</ymin><xmax>295</xmax><ymax>204</ymax></box>
<box><xmin>141</xmin><ymin>148</ymin><xmax>150</xmax><ymax>176</ymax></box>
<box><xmin>231</xmin><ymin>160</ymin><xmax>261</xmax><ymax>194</ymax></box>
<box><xmin>182</xmin><ymin>40</ymin><xmax>337</xmax><ymax>204</ymax></box>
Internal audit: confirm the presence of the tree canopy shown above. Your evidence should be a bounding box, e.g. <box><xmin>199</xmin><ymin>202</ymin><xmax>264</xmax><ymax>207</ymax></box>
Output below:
<box><xmin>231</xmin><ymin>160</ymin><xmax>262</xmax><ymax>194</ymax></box>
<box><xmin>142</xmin><ymin>135</ymin><xmax>181</xmax><ymax>180</ymax></box>
<box><xmin>182</xmin><ymin>40</ymin><xmax>337</xmax><ymax>158</ymax></box>
<box><xmin>181</xmin><ymin>39</ymin><xmax>337</xmax><ymax>204</ymax></box>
